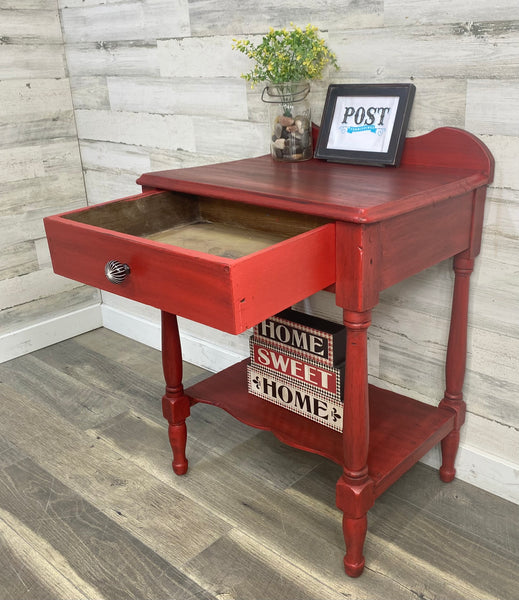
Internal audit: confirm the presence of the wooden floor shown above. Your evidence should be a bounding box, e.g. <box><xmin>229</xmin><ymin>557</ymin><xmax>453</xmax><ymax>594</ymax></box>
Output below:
<box><xmin>0</xmin><ymin>328</ymin><xmax>517</xmax><ymax>600</ymax></box>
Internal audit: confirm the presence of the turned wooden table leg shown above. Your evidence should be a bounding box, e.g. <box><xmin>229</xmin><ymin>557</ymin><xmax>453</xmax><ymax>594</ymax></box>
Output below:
<box><xmin>161</xmin><ymin>311</ymin><xmax>190</xmax><ymax>475</ymax></box>
<box><xmin>336</xmin><ymin>309</ymin><xmax>375</xmax><ymax>577</ymax></box>
<box><xmin>439</xmin><ymin>255</ymin><xmax>474</xmax><ymax>482</ymax></box>
<box><xmin>342</xmin><ymin>514</ymin><xmax>368</xmax><ymax>576</ymax></box>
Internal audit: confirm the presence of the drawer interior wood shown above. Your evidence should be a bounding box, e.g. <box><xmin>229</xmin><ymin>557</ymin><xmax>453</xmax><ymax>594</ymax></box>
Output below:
<box><xmin>146</xmin><ymin>222</ymin><xmax>285</xmax><ymax>259</ymax></box>
<box><xmin>64</xmin><ymin>191</ymin><xmax>331</xmax><ymax>259</ymax></box>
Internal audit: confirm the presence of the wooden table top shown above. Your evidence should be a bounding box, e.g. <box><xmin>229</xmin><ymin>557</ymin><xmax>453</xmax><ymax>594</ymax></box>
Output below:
<box><xmin>137</xmin><ymin>127</ymin><xmax>494</xmax><ymax>223</ymax></box>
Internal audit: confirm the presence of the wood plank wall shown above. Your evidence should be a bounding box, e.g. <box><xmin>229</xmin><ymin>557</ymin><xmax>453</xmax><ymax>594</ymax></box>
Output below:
<box><xmin>2</xmin><ymin>1</ymin><xmax>518</xmax><ymax>501</ymax></box>
<box><xmin>0</xmin><ymin>0</ymin><xmax>100</xmax><ymax>361</ymax></box>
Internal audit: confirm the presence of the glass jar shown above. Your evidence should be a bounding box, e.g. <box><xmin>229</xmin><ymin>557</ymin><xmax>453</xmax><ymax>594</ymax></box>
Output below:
<box><xmin>262</xmin><ymin>81</ymin><xmax>312</xmax><ymax>162</ymax></box>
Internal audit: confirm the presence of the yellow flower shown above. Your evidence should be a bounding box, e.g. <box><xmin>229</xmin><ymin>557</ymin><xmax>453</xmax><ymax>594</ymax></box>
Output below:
<box><xmin>232</xmin><ymin>23</ymin><xmax>338</xmax><ymax>85</ymax></box>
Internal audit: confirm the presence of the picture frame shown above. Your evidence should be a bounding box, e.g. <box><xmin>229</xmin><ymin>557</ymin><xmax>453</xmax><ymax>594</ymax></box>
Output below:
<box><xmin>314</xmin><ymin>83</ymin><xmax>416</xmax><ymax>167</ymax></box>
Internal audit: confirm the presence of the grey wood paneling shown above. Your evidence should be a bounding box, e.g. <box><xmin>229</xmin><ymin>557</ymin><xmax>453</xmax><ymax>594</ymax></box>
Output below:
<box><xmin>331</xmin><ymin>22</ymin><xmax>519</xmax><ymax>80</ymax></box>
<box><xmin>68</xmin><ymin>76</ymin><xmax>110</xmax><ymax>110</ymax></box>
<box><xmin>1</xmin><ymin>0</ymin><xmax>57</xmax><ymax>8</ymax></box>
<box><xmin>0</xmin><ymin>288</ymin><xmax>99</xmax><ymax>336</ymax></box>
<box><xmin>107</xmin><ymin>77</ymin><xmax>249</xmax><ymax>119</ymax></box>
<box><xmin>74</xmin><ymin>109</ymin><xmax>197</xmax><ymax>151</ymax></box>
<box><xmin>466</xmin><ymin>80</ymin><xmax>519</xmax><ymax>136</ymax></box>
<box><xmin>65</xmin><ymin>42</ymin><xmax>160</xmax><ymax>78</ymax></box>
<box><xmin>2</xmin><ymin>8</ymin><xmax>63</xmax><ymax>42</ymax></box>
<box><xmin>60</xmin><ymin>1</ymin><xmax>190</xmax><ymax>43</ymax></box>
<box><xmin>0</xmin><ymin>45</ymin><xmax>65</xmax><ymax>79</ymax></box>
<box><xmin>187</xmin><ymin>0</ymin><xmax>384</xmax><ymax>35</ymax></box>
<box><xmin>158</xmin><ymin>35</ymin><xmax>254</xmax><ymax>78</ymax></box>
<box><xmin>0</xmin><ymin>241</ymin><xmax>39</xmax><ymax>281</ymax></box>
<box><xmin>384</xmin><ymin>0</ymin><xmax>519</xmax><ymax>25</ymax></box>
<box><xmin>0</xmin><ymin>3</ymin><xmax>98</xmax><ymax>354</ymax></box>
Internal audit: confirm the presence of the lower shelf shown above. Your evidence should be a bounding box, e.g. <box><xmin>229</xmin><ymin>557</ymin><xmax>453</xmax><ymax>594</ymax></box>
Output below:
<box><xmin>185</xmin><ymin>359</ymin><xmax>455</xmax><ymax>496</ymax></box>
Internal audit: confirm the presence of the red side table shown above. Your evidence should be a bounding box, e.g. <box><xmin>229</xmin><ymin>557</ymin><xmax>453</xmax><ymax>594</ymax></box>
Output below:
<box><xmin>45</xmin><ymin>127</ymin><xmax>494</xmax><ymax>576</ymax></box>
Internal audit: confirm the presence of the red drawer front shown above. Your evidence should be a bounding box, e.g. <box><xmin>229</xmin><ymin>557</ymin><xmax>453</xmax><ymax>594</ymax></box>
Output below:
<box><xmin>44</xmin><ymin>203</ymin><xmax>336</xmax><ymax>334</ymax></box>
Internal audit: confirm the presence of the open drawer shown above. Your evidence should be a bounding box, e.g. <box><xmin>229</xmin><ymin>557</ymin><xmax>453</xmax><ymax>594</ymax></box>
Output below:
<box><xmin>44</xmin><ymin>189</ymin><xmax>336</xmax><ymax>334</ymax></box>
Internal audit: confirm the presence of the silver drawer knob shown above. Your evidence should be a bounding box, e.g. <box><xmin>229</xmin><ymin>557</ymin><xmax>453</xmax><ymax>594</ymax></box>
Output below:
<box><xmin>105</xmin><ymin>260</ymin><xmax>130</xmax><ymax>284</ymax></box>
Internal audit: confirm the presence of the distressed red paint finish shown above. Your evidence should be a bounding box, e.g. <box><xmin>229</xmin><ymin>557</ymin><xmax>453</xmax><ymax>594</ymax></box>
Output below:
<box><xmin>44</xmin><ymin>128</ymin><xmax>494</xmax><ymax>577</ymax></box>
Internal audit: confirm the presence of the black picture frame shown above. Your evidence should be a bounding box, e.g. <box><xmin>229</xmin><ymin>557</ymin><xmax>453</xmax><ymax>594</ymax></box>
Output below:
<box><xmin>314</xmin><ymin>83</ymin><xmax>416</xmax><ymax>166</ymax></box>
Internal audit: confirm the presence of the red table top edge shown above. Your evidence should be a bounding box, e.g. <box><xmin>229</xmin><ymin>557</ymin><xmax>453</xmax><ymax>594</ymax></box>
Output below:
<box><xmin>136</xmin><ymin>127</ymin><xmax>494</xmax><ymax>224</ymax></box>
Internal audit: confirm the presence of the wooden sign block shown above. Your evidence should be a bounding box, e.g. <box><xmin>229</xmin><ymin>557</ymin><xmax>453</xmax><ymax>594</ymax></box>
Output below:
<box><xmin>247</xmin><ymin>364</ymin><xmax>344</xmax><ymax>432</ymax></box>
<box><xmin>253</xmin><ymin>308</ymin><xmax>346</xmax><ymax>367</ymax></box>
<box><xmin>250</xmin><ymin>338</ymin><xmax>344</xmax><ymax>399</ymax></box>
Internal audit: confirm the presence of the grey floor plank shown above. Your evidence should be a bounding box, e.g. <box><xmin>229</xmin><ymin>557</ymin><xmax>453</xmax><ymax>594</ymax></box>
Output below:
<box><xmin>0</xmin><ymin>457</ymin><xmax>217</xmax><ymax>600</ymax></box>
<box><xmin>0</xmin><ymin>433</ymin><xmax>24</xmax><ymax>470</ymax></box>
<box><xmin>0</xmin><ymin>519</ymin><xmax>91</xmax><ymax>600</ymax></box>
<box><xmin>91</xmin><ymin>410</ymin><xmax>442</xmax><ymax>599</ymax></box>
<box><xmin>384</xmin><ymin>462</ymin><xmax>519</xmax><ymax>556</ymax></box>
<box><xmin>28</xmin><ymin>336</ymin><xmax>210</xmax><ymax>427</ymax></box>
<box><xmin>184</xmin><ymin>530</ymin><xmax>364</xmax><ymax>600</ymax></box>
<box><xmin>74</xmin><ymin>327</ymin><xmax>208</xmax><ymax>387</ymax></box>
<box><xmin>0</xmin><ymin>353</ymin><xmax>129</xmax><ymax>430</ymax></box>
<box><xmin>29</xmin><ymin>339</ymin><xmax>164</xmax><ymax>423</ymax></box>
<box><xmin>0</xmin><ymin>383</ymin><xmax>232</xmax><ymax>570</ymax></box>
<box><xmin>93</xmin><ymin>403</ymin><xmax>321</xmax><ymax>482</ymax></box>
<box><xmin>220</xmin><ymin>429</ymin><xmax>328</xmax><ymax>490</ymax></box>
<box><xmin>369</xmin><ymin>493</ymin><xmax>518</xmax><ymax>600</ymax></box>
<box><xmin>291</xmin><ymin>459</ymin><xmax>519</xmax><ymax>599</ymax></box>
<box><xmin>1</xmin><ymin>327</ymin><xmax>518</xmax><ymax>600</ymax></box>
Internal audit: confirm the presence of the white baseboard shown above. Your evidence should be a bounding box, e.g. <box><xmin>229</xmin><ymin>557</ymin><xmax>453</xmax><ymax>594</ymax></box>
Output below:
<box><xmin>101</xmin><ymin>304</ymin><xmax>247</xmax><ymax>372</ymax></box>
<box><xmin>0</xmin><ymin>304</ymin><xmax>103</xmax><ymax>364</ymax></box>
<box><xmin>421</xmin><ymin>444</ymin><xmax>519</xmax><ymax>505</ymax></box>
<box><xmin>101</xmin><ymin>304</ymin><xmax>162</xmax><ymax>351</ymax></box>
